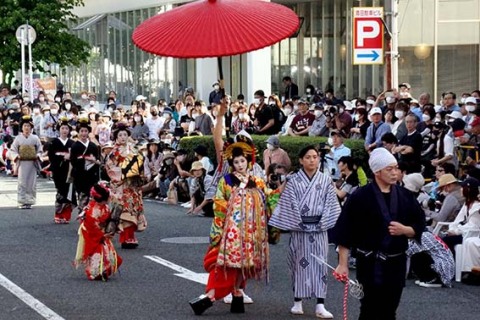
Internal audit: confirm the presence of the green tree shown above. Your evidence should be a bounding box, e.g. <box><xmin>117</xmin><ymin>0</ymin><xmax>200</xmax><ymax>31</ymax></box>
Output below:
<box><xmin>0</xmin><ymin>0</ymin><xmax>90</xmax><ymax>85</ymax></box>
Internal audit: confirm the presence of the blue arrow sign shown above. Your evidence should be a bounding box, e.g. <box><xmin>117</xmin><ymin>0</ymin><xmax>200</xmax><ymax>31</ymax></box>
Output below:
<box><xmin>356</xmin><ymin>50</ymin><xmax>380</xmax><ymax>61</ymax></box>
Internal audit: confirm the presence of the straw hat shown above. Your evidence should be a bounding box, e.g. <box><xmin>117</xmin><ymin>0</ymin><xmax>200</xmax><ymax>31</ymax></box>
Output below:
<box><xmin>437</xmin><ymin>173</ymin><xmax>457</xmax><ymax>188</ymax></box>
<box><xmin>190</xmin><ymin>161</ymin><xmax>205</xmax><ymax>173</ymax></box>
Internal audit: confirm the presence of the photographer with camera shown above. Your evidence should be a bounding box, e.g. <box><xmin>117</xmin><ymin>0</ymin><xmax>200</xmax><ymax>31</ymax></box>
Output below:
<box><xmin>267</xmin><ymin>163</ymin><xmax>288</xmax><ymax>190</ymax></box>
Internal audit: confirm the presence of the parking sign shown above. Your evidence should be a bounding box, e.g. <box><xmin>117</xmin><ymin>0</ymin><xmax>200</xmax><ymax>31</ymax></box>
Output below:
<box><xmin>353</xmin><ymin>7</ymin><xmax>384</xmax><ymax>65</ymax></box>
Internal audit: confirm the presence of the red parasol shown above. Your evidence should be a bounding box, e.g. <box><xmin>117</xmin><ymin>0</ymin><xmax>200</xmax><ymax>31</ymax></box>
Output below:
<box><xmin>132</xmin><ymin>0</ymin><xmax>299</xmax><ymax>59</ymax></box>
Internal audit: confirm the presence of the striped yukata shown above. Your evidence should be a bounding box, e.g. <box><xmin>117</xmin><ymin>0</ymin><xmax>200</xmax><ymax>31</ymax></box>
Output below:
<box><xmin>269</xmin><ymin>169</ymin><xmax>341</xmax><ymax>298</ymax></box>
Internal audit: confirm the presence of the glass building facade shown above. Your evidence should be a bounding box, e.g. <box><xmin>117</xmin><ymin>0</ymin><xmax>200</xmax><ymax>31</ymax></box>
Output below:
<box><xmin>47</xmin><ymin>0</ymin><xmax>479</xmax><ymax>103</ymax></box>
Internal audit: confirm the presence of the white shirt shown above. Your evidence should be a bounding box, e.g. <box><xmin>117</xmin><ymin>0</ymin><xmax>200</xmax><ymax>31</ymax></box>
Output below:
<box><xmin>145</xmin><ymin>117</ymin><xmax>165</xmax><ymax>139</ymax></box>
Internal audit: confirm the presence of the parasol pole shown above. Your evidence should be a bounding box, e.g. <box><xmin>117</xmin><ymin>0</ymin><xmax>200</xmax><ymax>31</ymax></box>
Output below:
<box><xmin>218</xmin><ymin>56</ymin><xmax>231</xmax><ymax>138</ymax></box>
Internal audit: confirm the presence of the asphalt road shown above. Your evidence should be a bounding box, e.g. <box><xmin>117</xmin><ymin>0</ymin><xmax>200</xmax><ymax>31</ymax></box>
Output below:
<box><xmin>0</xmin><ymin>176</ymin><xmax>479</xmax><ymax>320</ymax></box>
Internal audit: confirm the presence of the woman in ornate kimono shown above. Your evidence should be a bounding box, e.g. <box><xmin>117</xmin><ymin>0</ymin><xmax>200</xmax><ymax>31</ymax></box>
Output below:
<box><xmin>269</xmin><ymin>145</ymin><xmax>341</xmax><ymax>319</ymax></box>
<box><xmin>189</xmin><ymin>142</ymin><xmax>280</xmax><ymax>315</ymax></box>
<box><xmin>48</xmin><ymin>117</ymin><xmax>76</xmax><ymax>223</ymax></box>
<box><xmin>9</xmin><ymin>115</ymin><xmax>43</xmax><ymax>209</ymax></box>
<box><xmin>75</xmin><ymin>181</ymin><xmax>122</xmax><ymax>281</ymax></box>
<box><xmin>106</xmin><ymin>123</ymin><xmax>147</xmax><ymax>249</ymax></box>
<box><xmin>70</xmin><ymin>118</ymin><xmax>101</xmax><ymax>217</ymax></box>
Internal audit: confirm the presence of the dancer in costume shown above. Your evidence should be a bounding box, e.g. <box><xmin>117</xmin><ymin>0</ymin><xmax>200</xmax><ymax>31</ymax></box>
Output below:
<box><xmin>269</xmin><ymin>145</ymin><xmax>341</xmax><ymax>318</ymax></box>
<box><xmin>189</xmin><ymin>142</ymin><xmax>281</xmax><ymax>315</ymax></box>
<box><xmin>75</xmin><ymin>181</ymin><xmax>122</xmax><ymax>280</ymax></box>
<box><xmin>70</xmin><ymin>118</ymin><xmax>101</xmax><ymax>217</ymax></box>
<box><xmin>106</xmin><ymin>123</ymin><xmax>147</xmax><ymax>249</ymax></box>
<box><xmin>48</xmin><ymin>117</ymin><xmax>76</xmax><ymax>223</ymax></box>
<box><xmin>9</xmin><ymin>115</ymin><xmax>43</xmax><ymax>209</ymax></box>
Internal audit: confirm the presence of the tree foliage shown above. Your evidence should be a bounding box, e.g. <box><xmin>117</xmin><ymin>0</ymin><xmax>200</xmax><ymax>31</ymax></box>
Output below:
<box><xmin>0</xmin><ymin>0</ymin><xmax>90</xmax><ymax>84</ymax></box>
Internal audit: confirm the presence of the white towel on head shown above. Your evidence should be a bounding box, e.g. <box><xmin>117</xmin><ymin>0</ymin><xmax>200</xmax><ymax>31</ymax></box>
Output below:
<box><xmin>369</xmin><ymin>148</ymin><xmax>397</xmax><ymax>173</ymax></box>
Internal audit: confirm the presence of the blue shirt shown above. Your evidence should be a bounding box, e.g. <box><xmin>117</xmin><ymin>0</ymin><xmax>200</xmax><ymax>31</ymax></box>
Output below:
<box><xmin>326</xmin><ymin>144</ymin><xmax>351</xmax><ymax>180</ymax></box>
<box><xmin>365</xmin><ymin>121</ymin><xmax>392</xmax><ymax>148</ymax></box>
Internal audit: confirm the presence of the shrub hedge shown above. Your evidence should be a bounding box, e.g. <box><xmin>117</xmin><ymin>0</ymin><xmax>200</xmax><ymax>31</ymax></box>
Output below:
<box><xmin>179</xmin><ymin>135</ymin><xmax>368</xmax><ymax>171</ymax></box>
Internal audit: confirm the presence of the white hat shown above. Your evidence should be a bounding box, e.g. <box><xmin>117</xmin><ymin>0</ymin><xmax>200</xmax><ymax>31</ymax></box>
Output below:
<box><xmin>88</xmin><ymin>107</ymin><xmax>98</xmax><ymax>114</ymax></box>
<box><xmin>351</xmin><ymin>99</ymin><xmax>357</xmax><ymax>107</ymax></box>
<box><xmin>369</xmin><ymin>107</ymin><xmax>382</xmax><ymax>116</ymax></box>
<box><xmin>403</xmin><ymin>173</ymin><xmax>425</xmax><ymax>193</ymax></box>
<box><xmin>410</xmin><ymin>99</ymin><xmax>419</xmax><ymax>104</ymax></box>
<box><xmin>369</xmin><ymin>148</ymin><xmax>397</xmax><ymax>173</ymax></box>
<box><xmin>343</xmin><ymin>100</ymin><xmax>354</xmax><ymax>111</ymax></box>
<box><xmin>135</xmin><ymin>95</ymin><xmax>147</xmax><ymax>101</ymax></box>
<box><xmin>366</xmin><ymin>99</ymin><xmax>375</xmax><ymax>105</ymax></box>
<box><xmin>446</xmin><ymin>111</ymin><xmax>462</xmax><ymax>120</ymax></box>
<box><xmin>465</xmin><ymin>97</ymin><xmax>477</xmax><ymax>105</ymax></box>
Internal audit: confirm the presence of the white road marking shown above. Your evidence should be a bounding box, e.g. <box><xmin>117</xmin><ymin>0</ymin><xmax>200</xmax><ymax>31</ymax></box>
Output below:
<box><xmin>0</xmin><ymin>273</ymin><xmax>65</xmax><ymax>320</ymax></box>
<box><xmin>144</xmin><ymin>255</ymin><xmax>208</xmax><ymax>285</ymax></box>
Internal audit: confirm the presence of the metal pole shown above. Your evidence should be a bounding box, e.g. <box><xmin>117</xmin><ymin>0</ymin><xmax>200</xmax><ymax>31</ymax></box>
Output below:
<box><xmin>21</xmin><ymin>28</ymin><xmax>26</xmax><ymax>96</ymax></box>
<box><xmin>27</xmin><ymin>22</ymin><xmax>34</xmax><ymax>102</ymax></box>
<box><xmin>433</xmin><ymin>0</ymin><xmax>438</xmax><ymax>104</ymax></box>
<box><xmin>391</xmin><ymin>0</ymin><xmax>399</xmax><ymax>90</ymax></box>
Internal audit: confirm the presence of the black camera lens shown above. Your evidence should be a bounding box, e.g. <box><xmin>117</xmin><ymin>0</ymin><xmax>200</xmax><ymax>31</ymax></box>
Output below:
<box><xmin>271</xmin><ymin>174</ymin><xmax>279</xmax><ymax>181</ymax></box>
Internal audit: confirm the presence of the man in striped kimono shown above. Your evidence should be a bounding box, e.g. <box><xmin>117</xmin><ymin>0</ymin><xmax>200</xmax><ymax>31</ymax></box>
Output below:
<box><xmin>269</xmin><ymin>145</ymin><xmax>341</xmax><ymax>319</ymax></box>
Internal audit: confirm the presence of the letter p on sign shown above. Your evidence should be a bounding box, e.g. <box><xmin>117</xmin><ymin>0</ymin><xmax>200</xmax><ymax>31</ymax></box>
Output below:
<box><xmin>353</xmin><ymin>7</ymin><xmax>384</xmax><ymax>65</ymax></box>
<box><xmin>356</xmin><ymin>21</ymin><xmax>380</xmax><ymax>47</ymax></box>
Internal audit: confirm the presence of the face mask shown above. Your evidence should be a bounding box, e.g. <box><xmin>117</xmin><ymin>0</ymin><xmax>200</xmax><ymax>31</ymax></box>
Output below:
<box><xmin>33</xmin><ymin>108</ymin><xmax>40</xmax><ymax>114</ymax></box>
<box><xmin>466</xmin><ymin>105</ymin><xmax>476</xmax><ymax>112</ymax></box>
<box><xmin>89</xmin><ymin>100</ymin><xmax>95</xmax><ymax>106</ymax></box>
<box><xmin>339</xmin><ymin>108</ymin><xmax>344</xmax><ymax>114</ymax></box>
<box><xmin>395</xmin><ymin>110</ymin><xmax>404</xmax><ymax>119</ymax></box>
<box><xmin>165</xmin><ymin>159</ymin><xmax>173</xmax><ymax>165</ymax></box>
<box><xmin>163</xmin><ymin>139</ymin><xmax>172</xmax><ymax>145</ymax></box>
<box><xmin>50</xmin><ymin>109</ymin><xmax>58</xmax><ymax>115</ymax></box>
<box><xmin>192</xmin><ymin>113</ymin><xmax>199</xmax><ymax>119</ymax></box>
<box><xmin>422</xmin><ymin>114</ymin><xmax>431</xmax><ymax>122</ymax></box>
<box><xmin>314</xmin><ymin>110</ymin><xmax>323</xmax><ymax>118</ymax></box>
<box><xmin>238</xmin><ymin>113</ymin><xmax>245</xmax><ymax>120</ymax></box>
<box><xmin>142</xmin><ymin>151</ymin><xmax>148</xmax><ymax>157</ymax></box>
<box><xmin>253</xmin><ymin>98</ymin><xmax>261</xmax><ymax>105</ymax></box>
<box><xmin>65</xmin><ymin>103</ymin><xmax>71</xmax><ymax>111</ymax></box>
<box><xmin>213</xmin><ymin>111</ymin><xmax>218</xmax><ymax>117</ymax></box>
<box><xmin>354</xmin><ymin>114</ymin><xmax>360</xmax><ymax>121</ymax></box>
<box><xmin>268</xmin><ymin>100</ymin><xmax>275</xmax><ymax>106</ymax></box>
<box><xmin>134</xmin><ymin>116</ymin><xmax>142</xmax><ymax>122</ymax></box>
<box><xmin>306</xmin><ymin>89</ymin><xmax>311</xmax><ymax>94</ymax></box>
<box><xmin>327</xmin><ymin>137</ymin><xmax>333</xmax><ymax>146</ymax></box>
<box><xmin>8</xmin><ymin>110</ymin><xmax>14</xmax><ymax>114</ymax></box>
<box><xmin>284</xmin><ymin>108</ymin><xmax>292</xmax><ymax>116</ymax></box>
<box><xmin>11</xmin><ymin>103</ymin><xmax>19</xmax><ymax>108</ymax></box>
<box><xmin>386</xmin><ymin>96</ymin><xmax>395</xmax><ymax>104</ymax></box>
<box><xmin>81</xmin><ymin>94</ymin><xmax>88</xmax><ymax>100</ymax></box>
<box><xmin>108</xmin><ymin>107</ymin><xmax>113</xmax><ymax>112</ymax></box>
<box><xmin>461</xmin><ymin>98</ymin><xmax>466</xmax><ymax>104</ymax></box>
<box><xmin>267</xmin><ymin>143</ymin><xmax>275</xmax><ymax>150</ymax></box>
<box><xmin>306</xmin><ymin>94</ymin><xmax>312</xmax><ymax>98</ymax></box>
<box><xmin>151</xmin><ymin>111</ymin><xmax>158</xmax><ymax>116</ymax></box>
<box><xmin>293</xmin><ymin>104</ymin><xmax>299</xmax><ymax>111</ymax></box>
<box><xmin>55</xmin><ymin>97</ymin><xmax>61</xmax><ymax>102</ymax></box>
<box><xmin>214</xmin><ymin>85</ymin><xmax>220</xmax><ymax>90</ymax></box>
<box><xmin>39</xmin><ymin>97</ymin><xmax>45</xmax><ymax>102</ymax></box>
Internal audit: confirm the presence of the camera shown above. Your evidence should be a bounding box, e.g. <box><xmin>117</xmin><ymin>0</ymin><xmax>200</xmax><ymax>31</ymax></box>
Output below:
<box><xmin>270</xmin><ymin>174</ymin><xmax>279</xmax><ymax>182</ymax></box>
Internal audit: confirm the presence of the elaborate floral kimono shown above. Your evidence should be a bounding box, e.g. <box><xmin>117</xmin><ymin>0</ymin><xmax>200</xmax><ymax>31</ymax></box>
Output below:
<box><xmin>48</xmin><ymin>137</ymin><xmax>76</xmax><ymax>223</ymax></box>
<box><xmin>106</xmin><ymin>142</ymin><xmax>147</xmax><ymax>247</ymax></box>
<box><xmin>206</xmin><ymin>173</ymin><xmax>279</xmax><ymax>299</ymax></box>
<box><xmin>75</xmin><ymin>199</ymin><xmax>122</xmax><ymax>280</ymax></box>
<box><xmin>269</xmin><ymin>169</ymin><xmax>341</xmax><ymax>299</ymax></box>
<box><xmin>9</xmin><ymin>133</ymin><xmax>43</xmax><ymax>206</ymax></box>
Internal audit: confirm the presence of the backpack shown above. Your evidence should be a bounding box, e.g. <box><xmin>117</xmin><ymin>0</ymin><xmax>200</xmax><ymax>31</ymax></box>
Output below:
<box><xmin>271</xmin><ymin>106</ymin><xmax>286</xmax><ymax>132</ymax></box>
